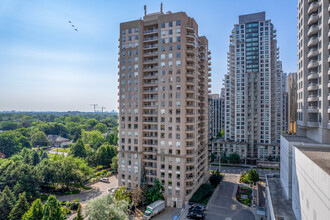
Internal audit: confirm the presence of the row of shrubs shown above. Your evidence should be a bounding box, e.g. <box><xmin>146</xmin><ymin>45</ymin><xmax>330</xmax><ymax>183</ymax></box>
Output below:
<box><xmin>189</xmin><ymin>184</ymin><xmax>214</xmax><ymax>205</ymax></box>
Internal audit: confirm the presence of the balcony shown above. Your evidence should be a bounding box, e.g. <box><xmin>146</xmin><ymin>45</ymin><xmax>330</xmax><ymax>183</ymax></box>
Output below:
<box><xmin>308</xmin><ymin>14</ymin><xmax>319</xmax><ymax>25</ymax></box>
<box><xmin>307</xmin><ymin>49</ymin><xmax>318</xmax><ymax>58</ymax></box>
<box><xmin>307</xmin><ymin>95</ymin><xmax>319</xmax><ymax>102</ymax></box>
<box><xmin>328</xmin><ymin>43</ymin><xmax>330</xmax><ymax>50</ymax></box>
<box><xmin>307</xmin><ymin>60</ymin><xmax>318</xmax><ymax>69</ymax></box>
<box><xmin>307</xmin><ymin>37</ymin><xmax>318</xmax><ymax>47</ymax></box>
<box><xmin>307</xmin><ymin>120</ymin><xmax>319</xmax><ymax>127</ymax></box>
<box><xmin>143</xmin><ymin>37</ymin><xmax>158</xmax><ymax>42</ymax></box>
<box><xmin>328</xmin><ymin>80</ymin><xmax>330</xmax><ymax>87</ymax></box>
<box><xmin>328</xmin><ymin>106</ymin><xmax>330</xmax><ymax>113</ymax></box>
<box><xmin>143</xmin><ymin>29</ymin><xmax>158</xmax><ymax>35</ymax></box>
<box><xmin>307</xmin><ymin>106</ymin><xmax>319</xmax><ymax>113</ymax></box>
<box><xmin>328</xmin><ymin>94</ymin><xmax>330</xmax><ymax>100</ymax></box>
<box><xmin>308</xmin><ymin>2</ymin><xmax>319</xmax><ymax>14</ymax></box>
<box><xmin>307</xmin><ymin>25</ymin><xmax>318</xmax><ymax>36</ymax></box>
<box><xmin>307</xmin><ymin>83</ymin><xmax>318</xmax><ymax>91</ymax></box>
<box><xmin>308</xmin><ymin>71</ymin><xmax>318</xmax><ymax>79</ymax></box>
<box><xmin>143</xmin><ymin>44</ymin><xmax>158</xmax><ymax>50</ymax></box>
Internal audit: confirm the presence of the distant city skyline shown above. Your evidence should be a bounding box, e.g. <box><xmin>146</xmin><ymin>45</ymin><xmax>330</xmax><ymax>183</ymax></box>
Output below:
<box><xmin>0</xmin><ymin>0</ymin><xmax>297</xmax><ymax>111</ymax></box>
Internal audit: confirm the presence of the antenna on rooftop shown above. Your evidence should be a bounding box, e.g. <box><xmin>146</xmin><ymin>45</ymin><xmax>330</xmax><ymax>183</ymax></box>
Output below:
<box><xmin>161</xmin><ymin>2</ymin><xmax>163</xmax><ymax>13</ymax></box>
<box><xmin>144</xmin><ymin>5</ymin><xmax>147</xmax><ymax>16</ymax></box>
<box><xmin>89</xmin><ymin>104</ymin><xmax>98</xmax><ymax>112</ymax></box>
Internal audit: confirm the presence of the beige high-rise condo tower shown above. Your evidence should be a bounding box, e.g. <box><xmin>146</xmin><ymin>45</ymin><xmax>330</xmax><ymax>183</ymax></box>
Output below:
<box><xmin>117</xmin><ymin>7</ymin><xmax>211</xmax><ymax>208</ymax></box>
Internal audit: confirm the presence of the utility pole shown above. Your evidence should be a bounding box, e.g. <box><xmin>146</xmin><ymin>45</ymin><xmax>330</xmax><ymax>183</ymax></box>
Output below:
<box><xmin>100</xmin><ymin>106</ymin><xmax>106</xmax><ymax>113</ymax></box>
<box><xmin>89</xmin><ymin>104</ymin><xmax>98</xmax><ymax>112</ymax></box>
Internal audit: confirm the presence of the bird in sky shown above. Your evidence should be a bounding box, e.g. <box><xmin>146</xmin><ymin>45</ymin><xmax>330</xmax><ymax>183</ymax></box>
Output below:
<box><xmin>68</xmin><ymin>20</ymin><xmax>78</xmax><ymax>32</ymax></box>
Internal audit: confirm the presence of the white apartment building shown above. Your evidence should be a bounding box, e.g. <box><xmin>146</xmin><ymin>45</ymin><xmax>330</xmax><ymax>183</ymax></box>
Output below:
<box><xmin>296</xmin><ymin>0</ymin><xmax>330</xmax><ymax>143</ymax></box>
<box><xmin>117</xmin><ymin>8</ymin><xmax>210</xmax><ymax>208</ymax></box>
<box><xmin>224</xmin><ymin>12</ymin><xmax>283</xmax><ymax>161</ymax></box>
<box><xmin>278</xmin><ymin>0</ymin><xmax>330</xmax><ymax>219</ymax></box>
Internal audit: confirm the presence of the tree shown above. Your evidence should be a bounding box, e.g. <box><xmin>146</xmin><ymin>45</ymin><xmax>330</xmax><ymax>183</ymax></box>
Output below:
<box><xmin>0</xmin><ymin>186</ymin><xmax>15</xmax><ymax>220</ymax></box>
<box><xmin>70</xmin><ymin>139</ymin><xmax>87</xmax><ymax>158</ymax></box>
<box><xmin>0</xmin><ymin>121</ymin><xmax>20</xmax><ymax>130</ymax></box>
<box><xmin>210</xmin><ymin>153</ymin><xmax>215</xmax><ymax>162</ymax></box>
<box><xmin>209</xmin><ymin>169</ymin><xmax>222</xmax><ymax>188</ymax></box>
<box><xmin>247</xmin><ymin>169</ymin><xmax>259</xmax><ymax>185</ymax></box>
<box><xmin>19</xmin><ymin>136</ymin><xmax>31</xmax><ymax>148</ymax></box>
<box><xmin>0</xmin><ymin>131</ymin><xmax>21</xmax><ymax>157</ymax></box>
<box><xmin>111</xmin><ymin>156</ymin><xmax>118</xmax><ymax>171</ymax></box>
<box><xmin>81</xmin><ymin>130</ymin><xmax>105</xmax><ymax>149</ymax></box>
<box><xmin>9</xmin><ymin>192</ymin><xmax>29</xmax><ymax>220</ymax></box>
<box><xmin>40</xmin><ymin>151</ymin><xmax>49</xmax><ymax>160</ymax></box>
<box><xmin>114</xmin><ymin>186</ymin><xmax>130</xmax><ymax>204</ymax></box>
<box><xmin>42</xmin><ymin>195</ymin><xmax>65</xmax><ymax>220</ymax></box>
<box><xmin>13</xmin><ymin>182</ymin><xmax>23</xmax><ymax>197</ymax></box>
<box><xmin>22</xmin><ymin>199</ymin><xmax>44</xmax><ymax>220</ymax></box>
<box><xmin>86</xmin><ymin>193</ymin><xmax>129</xmax><ymax>220</ymax></box>
<box><xmin>95</xmin><ymin>143</ymin><xmax>116</xmax><ymax>167</ymax></box>
<box><xmin>228</xmin><ymin>153</ymin><xmax>241</xmax><ymax>164</ymax></box>
<box><xmin>31</xmin><ymin>131</ymin><xmax>49</xmax><ymax>147</ymax></box>
<box><xmin>106</xmin><ymin>127</ymin><xmax>118</xmax><ymax>146</ymax></box>
<box><xmin>145</xmin><ymin>179</ymin><xmax>164</xmax><ymax>205</ymax></box>
<box><xmin>37</xmin><ymin>156</ymin><xmax>93</xmax><ymax>189</ymax></box>
<box><xmin>94</xmin><ymin>123</ymin><xmax>107</xmax><ymax>134</ymax></box>
<box><xmin>73</xmin><ymin>204</ymin><xmax>83</xmax><ymax>220</ymax></box>
<box><xmin>31</xmin><ymin>150</ymin><xmax>41</xmax><ymax>166</ymax></box>
<box><xmin>131</xmin><ymin>185</ymin><xmax>144</xmax><ymax>210</ymax></box>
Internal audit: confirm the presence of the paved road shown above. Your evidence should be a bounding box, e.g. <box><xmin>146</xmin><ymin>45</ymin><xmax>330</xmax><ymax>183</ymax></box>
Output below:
<box><xmin>205</xmin><ymin>174</ymin><xmax>255</xmax><ymax>220</ymax></box>
<box><xmin>64</xmin><ymin>175</ymin><xmax>119</xmax><ymax>220</ymax></box>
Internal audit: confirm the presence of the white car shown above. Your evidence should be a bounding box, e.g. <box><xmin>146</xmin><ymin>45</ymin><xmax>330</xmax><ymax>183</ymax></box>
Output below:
<box><xmin>100</xmin><ymin>177</ymin><xmax>109</xmax><ymax>183</ymax></box>
<box><xmin>107</xmin><ymin>188</ymin><xmax>116</xmax><ymax>194</ymax></box>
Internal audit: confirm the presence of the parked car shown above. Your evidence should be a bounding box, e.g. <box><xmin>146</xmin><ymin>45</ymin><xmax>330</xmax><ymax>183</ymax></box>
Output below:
<box><xmin>100</xmin><ymin>177</ymin><xmax>109</xmax><ymax>183</ymax></box>
<box><xmin>107</xmin><ymin>187</ymin><xmax>116</xmax><ymax>194</ymax></box>
<box><xmin>189</xmin><ymin>205</ymin><xmax>206</xmax><ymax>213</ymax></box>
<box><xmin>187</xmin><ymin>210</ymin><xmax>205</xmax><ymax>219</ymax></box>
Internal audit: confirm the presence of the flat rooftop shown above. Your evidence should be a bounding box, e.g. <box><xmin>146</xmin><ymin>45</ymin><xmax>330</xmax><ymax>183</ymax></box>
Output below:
<box><xmin>282</xmin><ymin>135</ymin><xmax>318</xmax><ymax>143</ymax></box>
<box><xmin>296</xmin><ymin>146</ymin><xmax>330</xmax><ymax>175</ymax></box>
<box><xmin>267</xmin><ymin>175</ymin><xmax>295</xmax><ymax>220</ymax></box>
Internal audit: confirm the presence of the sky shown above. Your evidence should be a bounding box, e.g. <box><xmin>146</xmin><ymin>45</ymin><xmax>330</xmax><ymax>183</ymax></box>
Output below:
<box><xmin>0</xmin><ymin>0</ymin><xmax>298</xmax><ymax>112</ymax></box>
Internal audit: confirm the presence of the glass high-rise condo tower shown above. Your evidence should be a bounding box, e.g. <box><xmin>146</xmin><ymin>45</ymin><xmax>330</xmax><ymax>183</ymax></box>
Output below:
<box><xmin>224</xmin><ymin>12</ymin><xmax>283</xmax><ymax>161</ymax></box>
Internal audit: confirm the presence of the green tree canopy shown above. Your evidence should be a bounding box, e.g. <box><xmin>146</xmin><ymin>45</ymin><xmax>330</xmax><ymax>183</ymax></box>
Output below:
<box><xmin>86</xmin><ymin>193</ymin><xmax>129</xmax><ymax>220</ymax></box>
<box><xmin>111</xmin><ymin>156</ymin><xmax>118</xmax><ymax>171</ymax></box>
<box><xmin>0</xmin><ymin>186</ymin><xmax>15</xmax><ymax>220</ymax></box>
<box><xmin>31</xmin><ymin>131</ymin><xmax>49</xmax><ymax>147</ymax></box>
<box><xmin>70</xmin><ymin>139</ymin><xmax>87</xmax><ymax>158</ymax></box>
<box><xmin>22</xmin><ymin>199</ymin><xmax>44</xmax><ymax>220</ymax></box>
<box><xmin>209</xmin><ymin>169</ymin><xmax>223</xmax><ymax>188</ymax></box>
<box><xmin>0</xmin><ymin>131</ymin><xmax>21</xmax><ymax>157</ymax></box>
<box><xmin>145</xmin><ymin>179</ymin><xmax>164</xmax><ymax>204</ymax></box>
<box><xmin>31</xmin><ymin>150</ymin><xmax>41</xmax><ymax>166</ymax></box>
<box><xmin>9</xmin><ymin>192</ymin><xmax>29</xmax><ymax>220</ymax></box>
<box><xmin>81</xmin><ymin>130</ymin><xmax>105</xmax><ymax>149</ymax></box>
<box><xmin>228</xmin><ymin>153</ymin><xmax>241</xmax><ymax>164</ymax></box>
<box><xmin>114</xmin><ymin>186</ymin><xmax>130</xmax><ymax>204</ymax></box>
<box><xmin>247</xmin><ymin>169</ymin><xmax>259</xmax><ymax>184</ymax></box>
<box><xmin>94</xmin><ymin>123</ymin><xmax>107</xmax><ymax>133</ymax></box>
<box><xmin>42</xmin><ymin>195</ymin><xmax>65</xmax><ymax>220</ymax></box>
<box><xmin>73</xmin><ymin>204</ymin><xmax>83</xmax><ymax>220</ymax></box>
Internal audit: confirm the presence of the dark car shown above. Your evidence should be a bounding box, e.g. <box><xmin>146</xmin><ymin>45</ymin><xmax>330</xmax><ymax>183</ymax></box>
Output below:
<box><xmin>189</xmin><ymin>206</ymin><xmax>206</xmax><ymax>213</ymax></box>
<box><xmin>187</xmin><ymin>211</ymin><xmax>205</xmax><ymax>219</ymax></box>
